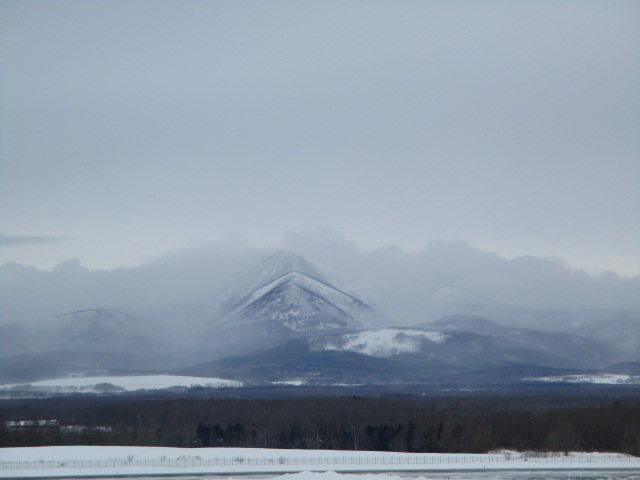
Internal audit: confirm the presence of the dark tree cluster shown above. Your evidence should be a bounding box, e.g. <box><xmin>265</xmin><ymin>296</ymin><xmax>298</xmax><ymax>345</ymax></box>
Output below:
<box><xmin>1</xmin><ymin>395</ymin><xmax>639</xmax><ymax>455</ymax></box>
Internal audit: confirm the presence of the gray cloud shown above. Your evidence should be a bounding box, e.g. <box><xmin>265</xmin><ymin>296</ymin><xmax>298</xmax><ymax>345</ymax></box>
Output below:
<box><xmin>1</xmin><ymin>1</ymin><xmax>638</xmax><ymax>275</ymax></box>
<box><xmin>0</xmin><ymin>234</ymin><xmax>66</xmax><ymax>247</ymax></box>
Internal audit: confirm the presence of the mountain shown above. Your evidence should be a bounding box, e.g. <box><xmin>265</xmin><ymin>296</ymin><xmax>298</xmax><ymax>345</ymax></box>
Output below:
<box><xmin>422</xmin><ymin>288</ymin><xmax>640</xmax><ymax>361</ymax></box>
<box><xmin>212</xmin><ymin>251</ymin><xmax>375</xmax><ymax>311</ymax></box>
<box><xmin>310</xmin><ymin>321</ymin><xmax>619</xmax><ymax>371</ymax></box>
<box><xmin>420</xmin><ymin>315</ymin><xmax>628</xmax><ymax>369</ymax></box>
<box><xmin>0</xmin><ymin>309</ymin><xmax>152</xmax><ymax>356</ymax></box>
<box><xmin>199</xmin><ymin>251</ymin><xmax>379</xmax><ymax>356</ymax></box>
<box><xmin>183</xmin><ymin>313</ymin><xmax>636</xmax><ymax>386</ymax></box>
<box><xmin>0</xmin><ymin>309</ymin><xmax>178</xmax><ymax>383</ymax></box>
<box><xmin>1</xmin><ymin>253</ymin><xmax>638</xmax><ymax>391</ymax></box>
<box><xmin>603</xmin><ymin>362</ymin><xmax>640</xmax><ymax>376</ymax></box>
<box><xmin>181</xmin><ymin>339</ymin><xmax>411</xmax><ymax>385</ymax></box>
<box><xmin>180</xmin><ymin>334</ymin><xmax>591</xmax><ymax>388</ymax></box>
<box><xmin>493</xmin><ymin>309</ymin><xmax>640</xmax><ymax>358</ymax></box>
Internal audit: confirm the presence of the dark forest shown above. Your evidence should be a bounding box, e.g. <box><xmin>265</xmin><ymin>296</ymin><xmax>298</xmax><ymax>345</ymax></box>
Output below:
<box><xmin>2</xmin><ymin>394</ymin><xmax>640</xmax><ymax>455</ymax></box>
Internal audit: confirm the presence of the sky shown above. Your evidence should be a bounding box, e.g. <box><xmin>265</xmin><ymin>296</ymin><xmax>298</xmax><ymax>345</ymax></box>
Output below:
<box><xmin>1</xmin><ymin>0</ymin><xmax>639</xmax><ymax>277</ymax></box>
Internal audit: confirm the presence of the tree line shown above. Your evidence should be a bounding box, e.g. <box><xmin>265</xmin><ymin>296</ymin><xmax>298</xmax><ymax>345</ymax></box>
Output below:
<box><xmin>1</xmin><ymin>395</ymin><xmax>639</xmax><ymax>455</ymax></box>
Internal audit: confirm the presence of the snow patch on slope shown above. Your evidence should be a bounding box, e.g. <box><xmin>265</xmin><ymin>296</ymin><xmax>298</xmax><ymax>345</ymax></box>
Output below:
<box><xmin>314</xmin><ymin>329</ymin><xmax>448</xmax><ymax>358</ymax></box>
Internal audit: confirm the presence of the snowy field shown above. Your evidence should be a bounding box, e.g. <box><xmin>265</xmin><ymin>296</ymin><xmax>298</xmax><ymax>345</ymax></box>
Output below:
<box><xmin>529</xmin><ymin>374</ymin><xmax>640</xmax><ymax>385</ymax></box>
<box><xmin>2</xmin><ymin>372</ymin><xmax>639</xmax><ymax>397</ymax></box>
<box><xmin>1</xmin><ymin>446</ymin><xmax>638</xmax><ymax>478</ymax></box>
<box><xmin>0</xmin><ymin>375</ymin><xmax>243</xmax><ymax>394</ymax></box>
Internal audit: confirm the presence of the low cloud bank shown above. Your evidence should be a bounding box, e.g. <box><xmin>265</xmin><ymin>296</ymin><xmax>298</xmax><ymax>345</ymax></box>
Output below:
<box><xmin>1</xmin><ymin>236</ymin><xmax>638</xmax><ymax>325</ymax></box>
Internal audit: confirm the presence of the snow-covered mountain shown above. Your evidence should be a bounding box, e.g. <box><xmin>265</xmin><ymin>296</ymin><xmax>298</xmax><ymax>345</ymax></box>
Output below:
<box><xmin>187</xmin><ymin>319</ymin><xmax>637</xmax><ymax>386</ymax></box>
<box><xmin>199</xmin><ymin>252</ymin><xmax>379</xmax><ymax>355</ymax></box>
<box><xmin>2</xmin><ymin>253</ymin><xmax>638</xmax><ymax>390</ymax></box>
<box><xmin>307</xmin><ymin>318</ymin><xmax>622</xmax><ymax>371</ymax></box>
<box><xmin>221</xmin><ymin>270</ymin><xmax>370</xmax><ymax>332</ymax></box>
<box><xmin>212</xmin><ymin>251</ymin><xmax>375</xmax><ymax>312</ymax></box>
<box><xmin>187</xmin><ymin>313</ymin><xmax>638</xmax><ymax>385</ymax></box>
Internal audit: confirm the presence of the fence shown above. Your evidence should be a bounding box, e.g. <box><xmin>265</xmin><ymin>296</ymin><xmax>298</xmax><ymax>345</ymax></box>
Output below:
<box><xmin>1</xmin><ymin>453</ymin><xmax>637</xmax><ymax>471</ymax></box>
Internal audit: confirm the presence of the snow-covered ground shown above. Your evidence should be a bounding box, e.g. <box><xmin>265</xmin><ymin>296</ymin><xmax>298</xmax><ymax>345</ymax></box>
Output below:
<box><xmin>0</xmin><ymin>375</ymin><xmax>242</xmax><ymax>394</ymax></box>
<box><xmin>0</xmin><ymin>446</ymin><xmax>638</xmax><ymax>478</ymax></box>
<box><xmin>529</xmin><ymin>374</ymin><xmax>640</xmax><ymax>385</ymax></box>
<box><xmin>3</xmin><ymin>371</ymin><xmax>640</xmax><ymax>397</ymax></box>
<box><xmin>0</xmin><ymin>375</ymin><xmax>363</xmax><ymax>396</ymax></box>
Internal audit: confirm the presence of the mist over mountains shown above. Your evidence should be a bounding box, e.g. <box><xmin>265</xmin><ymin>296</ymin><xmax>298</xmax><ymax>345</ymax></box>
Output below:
<box><xmin>2</xmin><ymin>239</ymin><xmax>638</xmax><ymax>326</ymax></box>
<box><xmin>1</xmin><ymin>243</ymin><xmax>639</xmax><ymax>388</ymax></box>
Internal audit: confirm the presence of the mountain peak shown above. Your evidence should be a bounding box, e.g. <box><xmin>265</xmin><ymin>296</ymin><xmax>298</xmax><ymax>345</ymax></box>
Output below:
<box><xmin>212</xmin><ymin>251</ymin><xmax>366</xmax><ymax>310</ymax></box>
<box><xmin>255</xmin><ymin>250</ymin><xmax>328</xmax><ymax>285</ymax></box>
<box><xmin>204</xmin><ymin>251</ymin><xmax>377</xmax><ymax>342</ymax></box>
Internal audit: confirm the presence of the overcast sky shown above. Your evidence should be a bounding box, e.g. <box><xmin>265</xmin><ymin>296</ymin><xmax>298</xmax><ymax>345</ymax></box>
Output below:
<box><xmin>1</xmin><ymin>0</ymin><xmax>639</xmax><ymax>276</ymax></box>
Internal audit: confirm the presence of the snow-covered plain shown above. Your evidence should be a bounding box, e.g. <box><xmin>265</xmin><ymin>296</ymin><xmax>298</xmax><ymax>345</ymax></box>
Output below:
<box><xmin>3</xmin><ymin>370</ymin><xmax>640</xmax><ymax>398</ymax></box>
<box><xmin>0</xmin><ymin>375</ymin><xmax>242</xmax><ymax>394</ymax></box>
<box><xmin>1</xmin><ymin>446</ymin><xmax>638</xmax><ymax>478</ymax></box>
<box><xmin>530</xmin><ymin>374</ymin><xmax>640</xmax><ymax>385</ymax></box>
